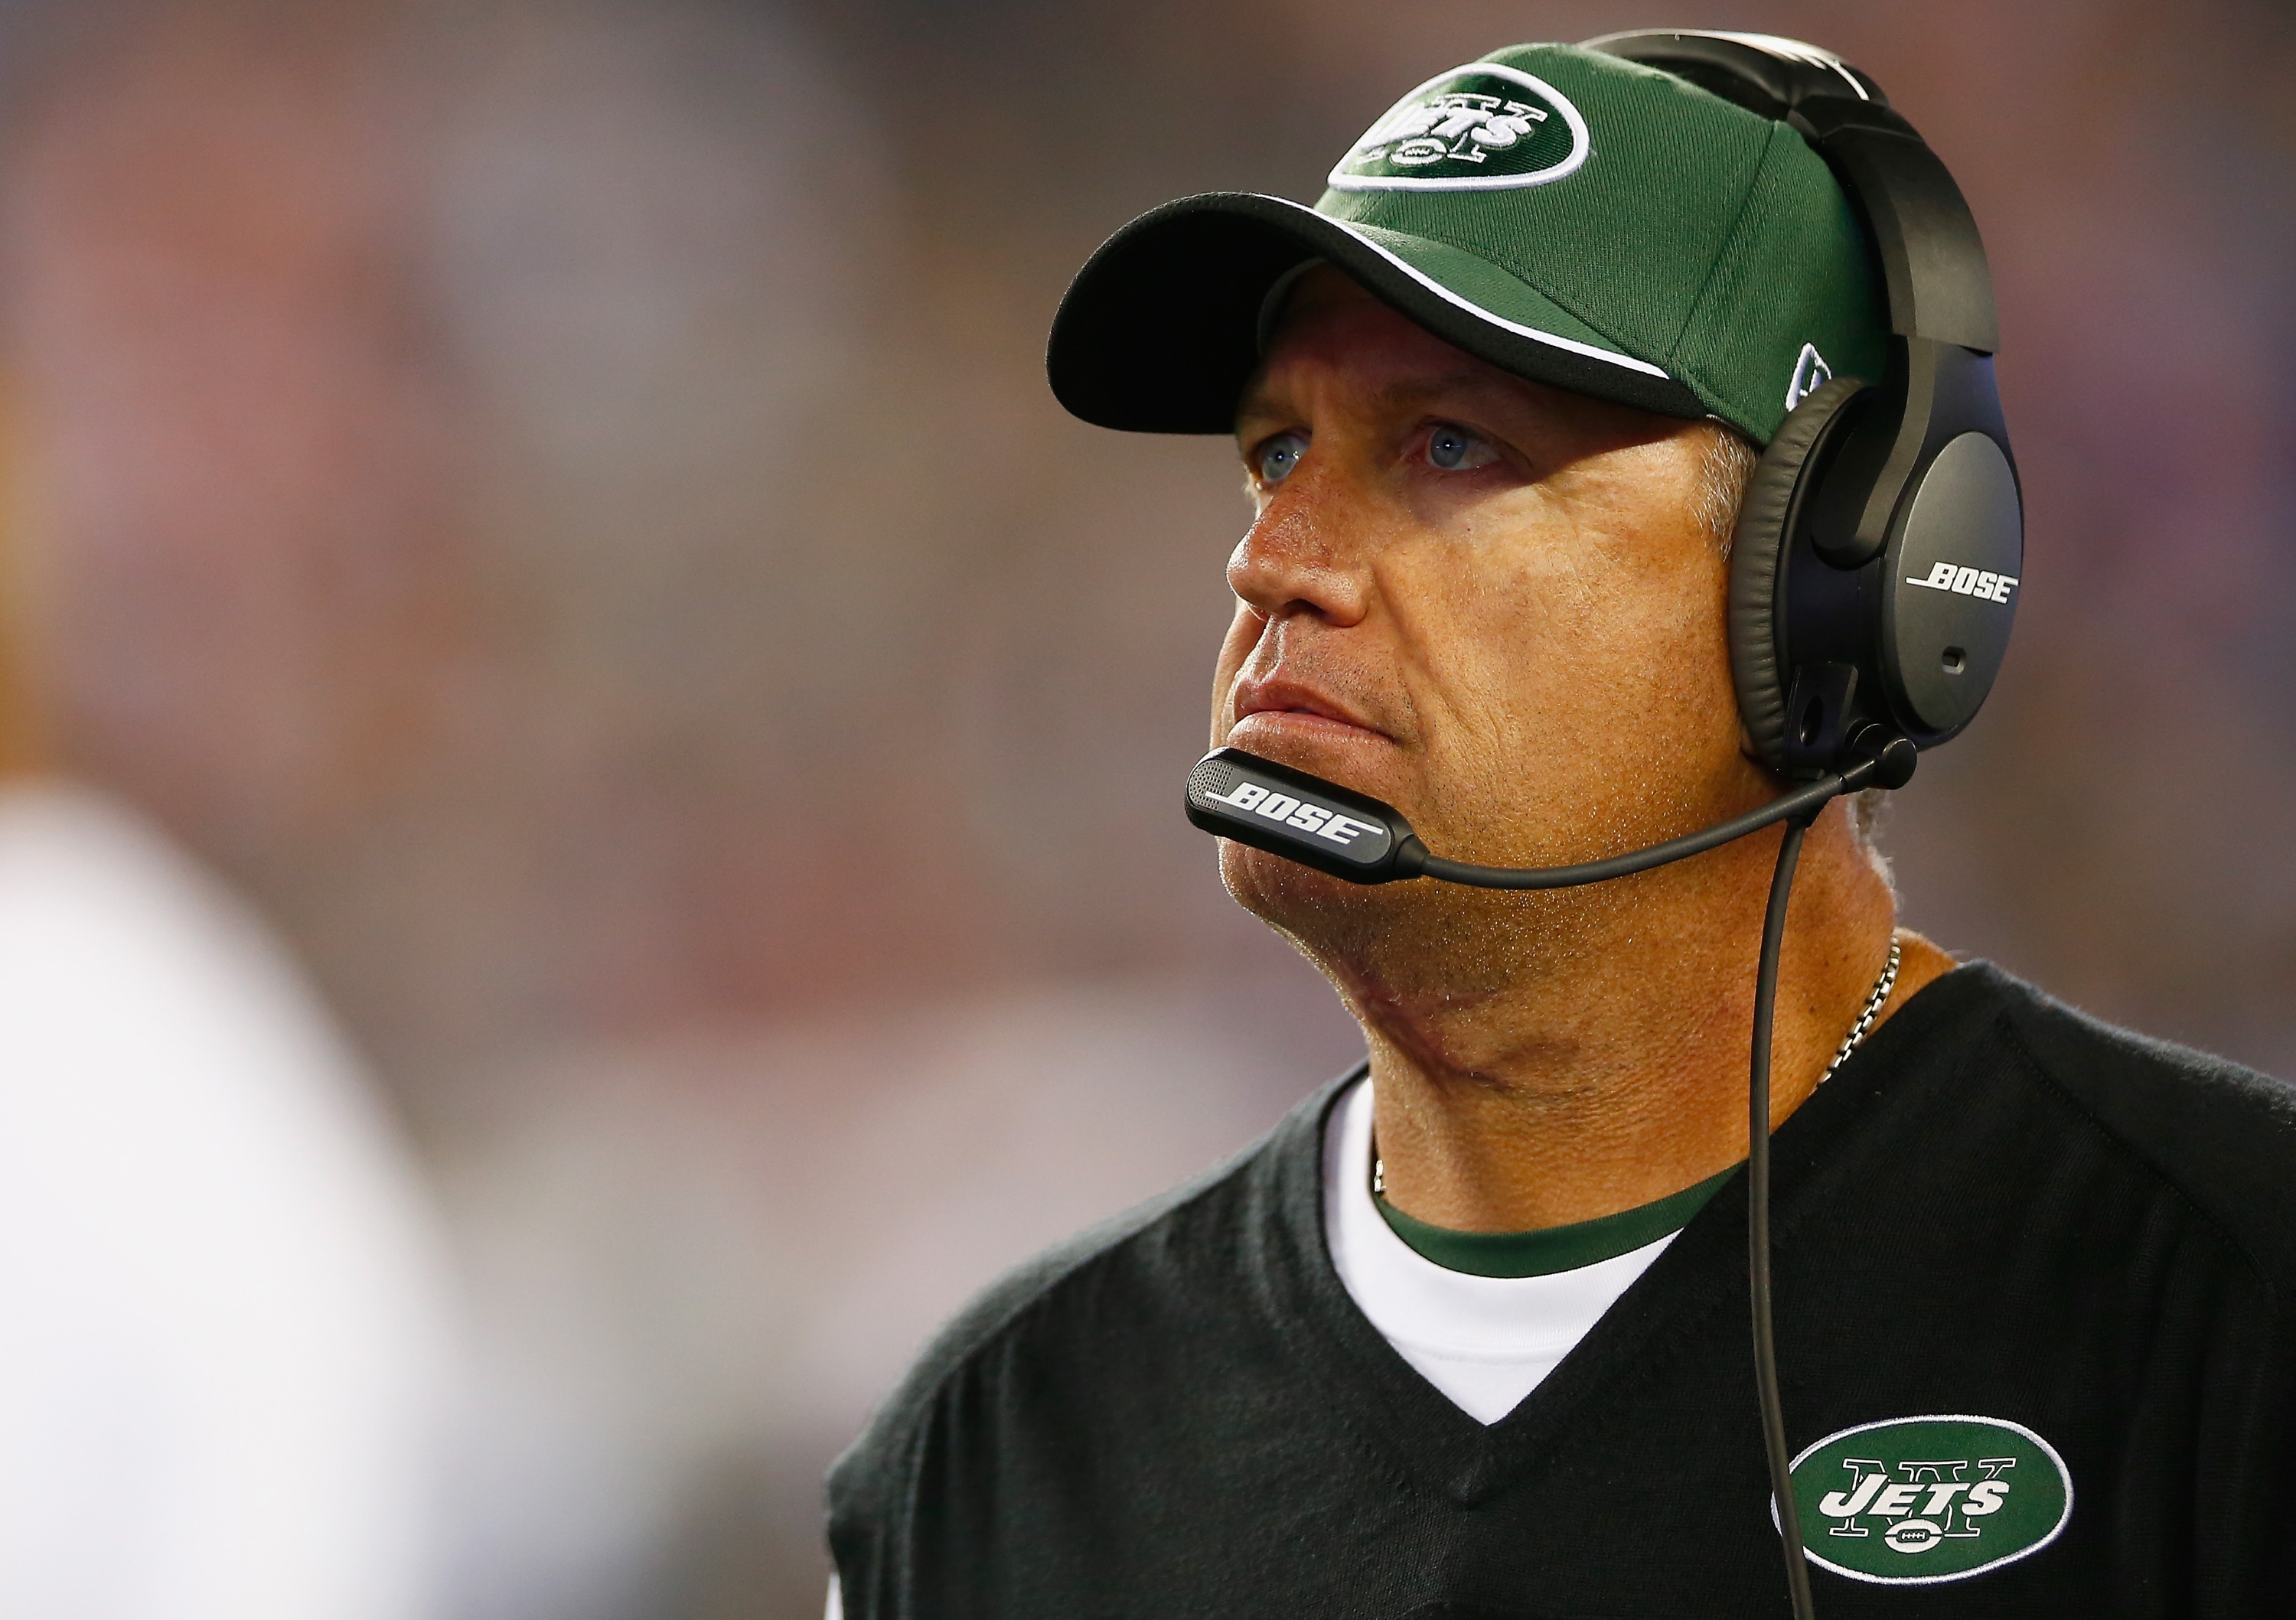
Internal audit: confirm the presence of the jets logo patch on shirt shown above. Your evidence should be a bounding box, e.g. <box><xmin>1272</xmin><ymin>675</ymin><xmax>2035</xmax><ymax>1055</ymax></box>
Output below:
<box><xmin>1776</xmin><ymin>1414</ymin><xmax>2073</xmax><ymax>1585</ymax></box>
<box><xmin>1329</xmin><ymin>64</ymin><xmax>1589</xmax><ymax>192</ymax></box>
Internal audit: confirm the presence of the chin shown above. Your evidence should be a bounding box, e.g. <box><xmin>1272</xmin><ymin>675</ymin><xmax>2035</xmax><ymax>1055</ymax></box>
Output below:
<box><xmin>1218</xmin><ymin>838</ymin><xmax>1359</xmax><ymax>919</ymax></box>
<box><xmin>1216</xmin><ymin>833</ymin><xmax>1583</xmax><ymax>1009</ymax></box>
<box><xmin>1220</xmin><ymin>838</ymin><xmax>1430</xmax><ymax>966</ymax></box>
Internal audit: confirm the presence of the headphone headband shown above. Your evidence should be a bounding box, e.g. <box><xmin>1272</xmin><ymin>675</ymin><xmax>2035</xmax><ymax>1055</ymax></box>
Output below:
<box><xmin>1582</xmin><ymin>31</ymin><xmax>1998</xmax><ymax>354</ymax></box>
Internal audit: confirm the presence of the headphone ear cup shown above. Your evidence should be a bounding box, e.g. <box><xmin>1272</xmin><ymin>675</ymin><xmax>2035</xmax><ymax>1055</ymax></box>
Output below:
<box><xmin>1728</xmin><ymin>376</ymin><xmax>1870</xmax><ymax>772</ymax></box>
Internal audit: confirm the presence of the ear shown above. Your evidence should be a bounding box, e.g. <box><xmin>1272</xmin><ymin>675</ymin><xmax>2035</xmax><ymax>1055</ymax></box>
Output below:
<box><xmin>1727</xmin><ymin>376</ymin><xmax>1868</xmax><ymax>772</ymax></box>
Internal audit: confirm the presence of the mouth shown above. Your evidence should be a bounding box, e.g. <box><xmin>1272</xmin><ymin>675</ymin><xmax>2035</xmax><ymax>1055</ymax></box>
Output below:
<box><xmin>1228</xmin><ymin>677</ymin><xmax>1389</xmax><ymax>748</ymax></box>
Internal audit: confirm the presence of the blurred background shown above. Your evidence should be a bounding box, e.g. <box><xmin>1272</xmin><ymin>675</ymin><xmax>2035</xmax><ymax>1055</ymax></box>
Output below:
<box><xmin>0</xmin><ymin>0</ymin><xmax>2286</xmax><ymax>1615</ymax></box>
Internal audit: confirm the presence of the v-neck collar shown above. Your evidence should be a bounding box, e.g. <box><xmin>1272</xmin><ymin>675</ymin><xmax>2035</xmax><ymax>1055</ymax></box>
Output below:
<box><xmin>1250</xmin><ymin>961</ymin><xmax>2006</xmax><ymax>1507</ymax></box>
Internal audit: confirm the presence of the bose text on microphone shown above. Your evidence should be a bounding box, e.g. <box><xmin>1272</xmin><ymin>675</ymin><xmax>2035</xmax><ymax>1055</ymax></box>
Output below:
<box><xmin>1184</xmin><ymin>748</ymin><xmax>1423</xmax><ymax>883</ymax></box>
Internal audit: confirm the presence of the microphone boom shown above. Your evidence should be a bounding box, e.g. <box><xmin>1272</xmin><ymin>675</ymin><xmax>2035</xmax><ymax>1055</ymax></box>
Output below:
<box><xmin>1186</xmin><ymin>744</ymin><xmax>1892</xmax><ymax>891</ymax></box>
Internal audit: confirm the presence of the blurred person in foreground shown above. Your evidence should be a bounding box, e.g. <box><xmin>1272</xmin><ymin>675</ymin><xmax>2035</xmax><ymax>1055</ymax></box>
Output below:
<box><xmin>0</xmin><ymin>457</ymin><xmax>458</xmax><ymax>1613</ymax></box>
<box><xmin>825</xmin><ymin>39</ymin><xmax>2296</xmax><ymax>1617</ymax></box>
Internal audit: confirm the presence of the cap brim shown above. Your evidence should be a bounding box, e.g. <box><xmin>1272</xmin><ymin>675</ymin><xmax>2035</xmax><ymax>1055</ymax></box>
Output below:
<box><xmin>1048</xmin><ymin>191</ymin><xmax>1707</xmax><ymax>434</ymax></box>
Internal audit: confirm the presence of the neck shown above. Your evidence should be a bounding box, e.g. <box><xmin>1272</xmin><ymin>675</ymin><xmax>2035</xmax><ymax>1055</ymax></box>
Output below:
<box><xmin>1335</xmin><ymin>801</ymin><xmax>1950</xmax><ymax>1233</ymax></box>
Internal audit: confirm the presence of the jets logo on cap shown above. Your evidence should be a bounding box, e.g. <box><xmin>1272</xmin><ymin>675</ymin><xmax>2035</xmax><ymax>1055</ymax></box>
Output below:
<box><xmin>1329</xmin><ymin>63</ymin><xmax>1590</xmax><ymax>192</ymax></box>
<box><xmin>1778</xmin><ymin>1415</ymin><xmax>2073</xmax><ymax>1586</ymax></box>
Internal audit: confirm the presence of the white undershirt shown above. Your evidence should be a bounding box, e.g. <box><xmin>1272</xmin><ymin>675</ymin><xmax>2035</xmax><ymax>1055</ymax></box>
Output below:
<box><xmin>1323</xmin><ymin>1075</ymin><xmax>1678</xmax><ymax>1425</ymax></box>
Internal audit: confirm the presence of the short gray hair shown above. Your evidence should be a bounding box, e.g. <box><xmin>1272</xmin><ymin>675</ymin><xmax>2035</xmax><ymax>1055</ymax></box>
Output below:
<box><xmin>1694</xmin><ymin>421</ymin><xmax>1763</xmax><ymax>559</ymax></box>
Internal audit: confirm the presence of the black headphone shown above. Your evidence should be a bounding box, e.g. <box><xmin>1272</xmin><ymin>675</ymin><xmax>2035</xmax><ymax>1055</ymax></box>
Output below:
<box><xmin>1583</xmin><ymin>31</ymin><xmax>2021</xmax><ymax>784</ymax></box>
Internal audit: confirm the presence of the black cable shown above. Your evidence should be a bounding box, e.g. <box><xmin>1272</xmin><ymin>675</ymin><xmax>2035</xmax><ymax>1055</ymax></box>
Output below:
<box><xmin>1751</xmin><ymin>811</ymin><xmax>1819</xmax><ymax>1620</ymax></box>
<box><xmin>1405</xmin><ymin>777</ymin><xmax>1844</xmax><ymax>1620</ymax></box>
<box><xmin>1407</xmin><ymin>762</ymin><xmax>1871</xmax><ymax>889</ymax></box>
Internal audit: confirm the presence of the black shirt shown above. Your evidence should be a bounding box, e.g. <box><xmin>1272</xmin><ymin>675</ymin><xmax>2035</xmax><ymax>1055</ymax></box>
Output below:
<box><xmin>827</xmin><ymin>963</ymin><xmax>2296</xmax><ymax>1617</ymax></box>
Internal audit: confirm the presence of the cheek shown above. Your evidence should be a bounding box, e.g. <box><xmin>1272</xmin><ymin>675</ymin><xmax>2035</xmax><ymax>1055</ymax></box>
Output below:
<box><xmin>1560</xmin><ymin>566</ymin><xmax>1735</xmax><ymax>723</ymax></box>
<box><xmin>1400</xmin><ymin>549</ymin><xmax>1601</xmax><ymax>722</ymax></box>
<box><xmin>1409</xmin><ymin>537</ymin><xmax>1735</xmax><ymax>768</ymax></box>
<box><xmin>1561</xmin><ymin>582</ymin><xmax>1741</xmax><ymax>784</ymax></box>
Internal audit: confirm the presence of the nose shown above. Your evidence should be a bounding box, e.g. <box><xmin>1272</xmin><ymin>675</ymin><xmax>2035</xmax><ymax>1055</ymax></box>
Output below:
<box><xmin>1225</xmin><ymin>473</ymin><xmax>1372</xmax><ymax>629</ymax></box>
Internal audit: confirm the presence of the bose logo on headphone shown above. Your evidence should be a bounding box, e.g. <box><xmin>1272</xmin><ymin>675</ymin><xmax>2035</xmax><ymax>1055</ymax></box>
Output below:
<box><xmin>1199</xmin><ymin>780</ymin><xmax>1381</xmax><ymax>846</ymax></box>
<box><xmin>1904</xmin><ymin>560</ymin><xmax>2018</xmax><ymax>605</ymax></box>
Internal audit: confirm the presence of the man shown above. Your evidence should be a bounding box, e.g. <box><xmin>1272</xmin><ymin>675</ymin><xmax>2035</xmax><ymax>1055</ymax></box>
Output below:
<box><xmin>827</xmin><ymin>39</ymin><xmax>2295</xmax><ymax>1616</ymax></box>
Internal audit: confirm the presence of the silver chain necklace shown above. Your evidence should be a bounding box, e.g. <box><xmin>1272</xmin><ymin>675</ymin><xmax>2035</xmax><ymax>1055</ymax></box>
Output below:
<box><xmin>1371</xmin><ymin>936</ymin><xmax>1902</xmax><ymax>1197</ymax></box>
<box><xmin>1821</xmin><ymin>935</ymin><xmax>1901</xmax><ymax>1086</ymax></box>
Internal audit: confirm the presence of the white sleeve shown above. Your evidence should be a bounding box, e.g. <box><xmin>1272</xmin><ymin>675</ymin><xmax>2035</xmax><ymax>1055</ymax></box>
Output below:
<box><xmin>825</xmin><ymin>1573</ymin><xmax>843</xmax><ymax>1620</ymax></box>
<box><xmin>0</xmin><ymin>788</ymin><xmax>458</xmax><ymax>1620</ymax></box>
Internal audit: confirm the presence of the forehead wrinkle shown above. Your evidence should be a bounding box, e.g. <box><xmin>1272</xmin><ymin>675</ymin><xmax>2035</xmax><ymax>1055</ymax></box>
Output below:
<box><xmin>1363</xmin><ymin>364</ymin><xmax>1531</xmax><ymax>421</ymax></box>
<box><xmin>1238</xmin><ymin>349</ymin><xmax>1536</xmax><ymax>439</ymax></box>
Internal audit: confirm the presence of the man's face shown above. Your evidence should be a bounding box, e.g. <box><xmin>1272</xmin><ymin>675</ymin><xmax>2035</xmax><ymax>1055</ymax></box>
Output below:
<box><xmin>1215</xmin><ymin>268</ymin><xmax>1770</xmax><ymax>986</ymax></box>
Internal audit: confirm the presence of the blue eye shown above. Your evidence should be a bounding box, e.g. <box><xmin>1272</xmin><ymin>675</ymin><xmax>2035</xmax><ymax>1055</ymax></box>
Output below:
<box><xmin>1428</xmin><ymin>425</ymin><xmax>1476</xmax><ymax>469</ymax></box>
<box><xmin>1255</xmin><ymin>432</ymin><xmax>1308</xmax><ymax>485</ymax></box>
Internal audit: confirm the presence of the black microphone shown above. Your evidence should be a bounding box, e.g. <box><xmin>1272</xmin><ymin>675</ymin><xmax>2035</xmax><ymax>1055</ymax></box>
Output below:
<box><xmin>1185</xmin><ymin>727</ymin><xmax>1913</xmax><ymax>891</ymax></box>
<box><xmin>1183</xmin><ymin>749</ymin><xmax>1424</xmax><ymax>882</ymax></box>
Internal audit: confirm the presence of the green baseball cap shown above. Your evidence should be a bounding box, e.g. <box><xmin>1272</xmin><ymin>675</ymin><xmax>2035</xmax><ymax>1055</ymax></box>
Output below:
<box><xmin>1048</xmin><ymin>41</ymin><xmax>1887</xmax><ymax>447</ymax></box>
